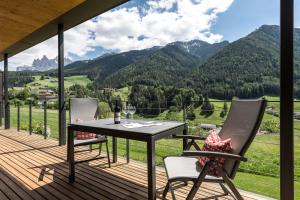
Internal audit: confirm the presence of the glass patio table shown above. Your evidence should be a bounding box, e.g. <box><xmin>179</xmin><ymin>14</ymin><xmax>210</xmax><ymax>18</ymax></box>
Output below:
<box><xmin>67</xmin><ymin>118</ymin><xmax>186</xmax><ymax>200</ymax></box>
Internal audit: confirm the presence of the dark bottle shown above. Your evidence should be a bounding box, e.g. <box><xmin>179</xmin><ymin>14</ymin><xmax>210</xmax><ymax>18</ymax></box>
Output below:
<box><xmin>114</xmin><ymin>100</ymin><xmax>121</xmax><ymax>124</ymax></box>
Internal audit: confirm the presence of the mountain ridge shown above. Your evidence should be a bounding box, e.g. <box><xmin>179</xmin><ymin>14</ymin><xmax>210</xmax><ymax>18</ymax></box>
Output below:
<box><xmin>43</xmin><ymin>24</ymin><xmax>300</xmax><ymax>98</ymax></box>
<box><xmin>17</xmin><ymin>55</ymin><xmax>72</xmax><ymax>72</ymax></box>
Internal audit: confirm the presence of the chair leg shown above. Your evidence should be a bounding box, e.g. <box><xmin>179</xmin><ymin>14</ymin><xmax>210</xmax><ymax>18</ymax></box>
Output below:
<box><xmin>215</xmin><ymin>165</ymin><xmax>243</xmax><ymax>200</ymax></box>
<box><xmin>219</xmin><ymin>183</ymin><xmax>229</xmax><ymax>196</ymax></box>
<box><xmin>192</xmin><ymin>141</ymin><xmax>201</xmax><ymax>151</ymax></box>
<box><xmin>99</xmin><ymin>143</ymin><xmax>102</xmax><ymax>156</ymax></box>
<box><xmin>223</xmin><ymin>176</ymin><xmax>243</xmax><ymax>200</ymax></box>
<box><xmin>163</xmin><ymin>181</ymin><xmax>176</xmax><ymax>200</ymax></box>
<box><xmin>105</xmin><ymin>140</ymin><xmax>111</xmax><ymax>168</ymax></box>
<box><xmin>162</xmin><ymin>182</ymin><xmax>170</xmax><ymax>199</ymax></box>
<box><xmin>169</xmin><ymin>182</ymin><xmax>176</xmax><ymax>200</ymax></box>
<box><xmin>186</xmin><ymin>161</ymin><xmax>211</xmax><ymax>200</ymax></box>
<box><xmin>89</xmin><ymin>144</ymin><xmax>92</xmax><ymax>152</ymax></box>
<box><xmin>186</xmin><ymin>141</ymin><xmax>193</xmax><ymax>150</ymax></box>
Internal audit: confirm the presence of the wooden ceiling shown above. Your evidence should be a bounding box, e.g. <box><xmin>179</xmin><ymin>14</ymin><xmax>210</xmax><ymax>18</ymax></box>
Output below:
<box><xmin>0</xmin><ymin>0</ymin><xmax>85</xmax><ymax>53</ymax></box>
<box><xmin>0</xmin><ymin>0</ymin><xmax>128</xmax><ymax>61</ymax></box>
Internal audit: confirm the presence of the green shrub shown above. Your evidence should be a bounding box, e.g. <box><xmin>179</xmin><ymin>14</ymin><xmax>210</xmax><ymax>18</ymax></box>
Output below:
<box><xmin>186</xmin><ymin>110</ymin><xmax>196</xmax><ymax>120</ymax></box>
<box><xmin>261</xmin><ymin>119</ymin><xmax>279</xmax><ymax>133</ymax></box>
<box><xmin>32</xmin><ymin>122</ymin><xmax>44</xmax><ymax>135</ymax></box>
<box><xmin>99</xmin><ymin>101</ymin><xmax>112</xmax><ymax>119</ymax></box>
<box><xmin>169</xmin><ymin>106</ymin><xmax>179</xmax><ymax>112</ymax></box>
<box><xmin>200</xmin><ymin>97</ymin><xmax>214</xmax><ymax>117</ymax></box>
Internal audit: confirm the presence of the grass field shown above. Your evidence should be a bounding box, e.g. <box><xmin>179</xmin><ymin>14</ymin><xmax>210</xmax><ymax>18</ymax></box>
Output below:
<box><xmin>26</xmin><ymin>75</ymin><xmax>91</xmax><ymax>89</ymax></box>
<box><xmin>7</xmin><ymin>97</ymin><xmax>300</xmax><ymax>199</ymax></box>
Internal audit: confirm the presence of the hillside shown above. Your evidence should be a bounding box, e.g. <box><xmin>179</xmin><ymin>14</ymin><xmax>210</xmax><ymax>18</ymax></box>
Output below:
<box><xmin>63</xmin><ymin>47</ymin><xmax>159</xmax><ymax>79</ymax></box>
<box><xmin>92</xmin><ymin>40</ymin><xmax>228</xmax><ymax>88</ymax></box>
<box><xmin>42</xmin><ymin>25</ymin><xmax>300</xmax><ymax>99</ymax></box>
<box><xmin>186</xmin><ymin>25</ymin><xmax>300</xmax><ymax>99</ymax></box>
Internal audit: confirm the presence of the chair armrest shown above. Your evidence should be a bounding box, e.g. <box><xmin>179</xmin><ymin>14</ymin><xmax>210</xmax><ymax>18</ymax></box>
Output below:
<box><xmin>182</xmin><ymin>151</ymin><xmax>247</xmax><ymax>162</ymax></box>
<box><xmin>172</xmin><ymin>135</ymin><xmax>206</xmax><ymax>140</ymax></box>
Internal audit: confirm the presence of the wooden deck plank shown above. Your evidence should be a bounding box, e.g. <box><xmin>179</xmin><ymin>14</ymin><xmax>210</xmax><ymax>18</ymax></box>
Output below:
<box><xmin>0</xmin><ymin>129</ymin><xmax>272</xmax><ymax>200</ymax></box>
<box><xmin>0</xmin><ymin>144</ymin><xmax>139</xmax><ymax>200</ymax></box>
<box><xmin>0</xmin><ymin>177</ymin><xmax>22</xmax><ymax>200</ymax></box>
<box><xmin>0</xmin><ymin>137</ymin><xmax>116</xmax><ymax>200</ymax></box>
<box><xmin>0</xmin><ymin>169</ymin><xmax>35</xmax><ymax>200</ymax></box>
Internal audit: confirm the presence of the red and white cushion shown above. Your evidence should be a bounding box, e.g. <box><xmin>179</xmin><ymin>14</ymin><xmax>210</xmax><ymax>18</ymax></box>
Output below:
<box><xmin>198</xmin><ymin>130</ymin><xmax>232</xmax><ymax>176</ymax></box>
<box><xmin>75</xmin><ymin>118</ymin><xmax>97</xmax><ymax>140</ymax></box>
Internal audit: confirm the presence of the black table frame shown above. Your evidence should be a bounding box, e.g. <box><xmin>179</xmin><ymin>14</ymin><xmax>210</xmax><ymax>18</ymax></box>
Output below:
<box><xmin>67</xmin><ymin>120</ymin><xmax>186</xmax><ymax>200</ymax></box>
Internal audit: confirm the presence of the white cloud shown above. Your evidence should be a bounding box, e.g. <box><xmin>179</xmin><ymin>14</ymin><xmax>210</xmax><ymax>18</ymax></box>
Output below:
<box><xmin>92</xmin><ymin>0</ymin><xmax>234</xmax><ymax>51</ymax></box>
<box><xmin>3</xmin><ymin>0</ymin><xmax>233</xmax><ymax>70</ymax></box>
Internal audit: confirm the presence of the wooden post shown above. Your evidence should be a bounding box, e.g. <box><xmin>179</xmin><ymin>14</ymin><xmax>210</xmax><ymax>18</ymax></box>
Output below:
<box><xmin>280</xmin><ymin>0</ymin><xmax>294</xmax><ymax>199</ymax></box>
<box><xmin>4</xmin><ymin>53</ymin><xmax>10</xmax><ymax>129</ymax></box>
<box><xmin>58</xmin><ymin>23</ymin><xmax>66</xmax><ymax>145</ymax></box>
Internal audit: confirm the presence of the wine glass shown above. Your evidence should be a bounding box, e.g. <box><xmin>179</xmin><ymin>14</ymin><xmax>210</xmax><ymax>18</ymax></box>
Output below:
<box><xmin>122</xmin><ymin>104</ymin><xmax>129</xmax><ymax>122</ymax></box>
<box><xmin>128</xmin><ymin>104</ymin><xmax>136</xmax><ymax>119</ymax></box>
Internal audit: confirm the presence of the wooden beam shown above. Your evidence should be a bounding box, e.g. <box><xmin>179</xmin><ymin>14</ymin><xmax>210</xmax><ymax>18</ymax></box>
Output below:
<box><xmin>0</xmin><ymin>0</ymin><xmax>84</xmax><ymax>53</ymax></box>
<box><xmin>0</xmin><ymin>0</ymin><xmax>128</xmax><ymax>60</ymax></box>
<box><xmin>280</xmin><ymin>0</ymin><xmax>294</xmax><ymax>199</ymax></box>
<box><xmin>3</xmin><ymin>53</ymin><xmax>10</xmax><ymax>129</ymax></box>
<box><xmin>58</xmin><ymin>23</ymin><xmax>66</xmax><ymax>146</ymax></box>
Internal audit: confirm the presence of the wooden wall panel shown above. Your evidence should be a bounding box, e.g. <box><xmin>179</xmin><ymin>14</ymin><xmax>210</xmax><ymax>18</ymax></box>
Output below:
<box><xmin>0</xmin><ymin>0</ymin><xmax>84</xmax><ymax>52</ymax></box>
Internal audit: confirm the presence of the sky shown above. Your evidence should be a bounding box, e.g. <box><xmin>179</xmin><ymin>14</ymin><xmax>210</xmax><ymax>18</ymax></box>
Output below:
<box><xmin>1</xmin><ymin>0</ymin><xmax>299</xmax><ymax>70</ymax></box>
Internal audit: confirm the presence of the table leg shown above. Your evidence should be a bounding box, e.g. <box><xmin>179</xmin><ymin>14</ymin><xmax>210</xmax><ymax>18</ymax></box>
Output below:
<box><xmin>112</xmin><ymin>137</ymin><xmax>117</xmax><ymax>163</ymax></box>
<box><xmin>147</xmin><ymin>138</ymin><xmax>156</xmax><ymax>200</ymax></box>
<box><xmin>183</xmin><ymin>123</ymin><xmax>188</xmax><ymax>151</ymax></box>
<box><xmin>126</xmin><ymin>139</ymin><xmax>130</xmax><ymax>163</ymax></box>
<box><xmin>68</xmin><ymin>126</ymin><xmax>75</xmax><ymax>183</ymax></box>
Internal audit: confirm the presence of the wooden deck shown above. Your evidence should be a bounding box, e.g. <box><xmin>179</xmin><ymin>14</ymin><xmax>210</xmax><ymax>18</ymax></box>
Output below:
<box><xmin>0</xmin><ymin>129</ymin><xmax>271</xmax><ymax>200</ymax></box>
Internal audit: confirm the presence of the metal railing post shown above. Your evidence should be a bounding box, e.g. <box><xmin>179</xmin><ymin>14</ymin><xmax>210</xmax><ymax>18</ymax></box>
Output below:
<box><xmin>44</xmin><ymin>100</ymin><xmax>47</xmax><ymax>139</ymax></box>
<box><xmin>29</xmin><ymin>100</ymin><xmax>32</xmax><ymax>135</ymax></box>
<box><xmin>126</xmin><ymin>139</ymin><xmax>130</xmax><ymax>163</ymax></box>
<box><xmin>0</xmin><ymin>101</ymin><xmax>2</xmax><ymax>127</ymax></box>
<box><xmin>112</xmin><ymin>137</ymin><xmax>117</xmax><ymax>163</ymax></box>
<box><xmin>126</xmin><ymin>101</ymin><xmax>130</xmax><ymax>163</ymax></box>
<box><xmin>182</xmin><ymin>103</ymin><xmax>188</xmax><ymax>150</ymax></box>
<box><xmin>17</xmin><ymin>102</ymin><xmax>20</xmax><ymax>131</ymax></box>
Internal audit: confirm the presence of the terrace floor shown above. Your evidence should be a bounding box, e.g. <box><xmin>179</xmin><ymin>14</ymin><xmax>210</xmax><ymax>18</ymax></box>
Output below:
<box><xmin>0</xmin><ymin>129</ymin><xmax>272</xmax><ymax>200</ymax></box>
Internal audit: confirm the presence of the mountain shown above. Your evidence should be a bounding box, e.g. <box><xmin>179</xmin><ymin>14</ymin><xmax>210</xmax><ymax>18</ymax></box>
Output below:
<box><xmin>17</xmin><ymin>55</ymin><xmax>72</xmax><ymax>72</ymax></box>
<box><xmin>167</xmin><ymin>40</ymin><xmax>229</xmax><ymax>60</ymax></box>
<box><xmin>91</xmin><ymin>25</ymin><xmax>300</xmax><ymax>98</ymax></box>
<box><xmin>64</xmin><ymin>47</ymin><xmax>160</xmax><ymax>80</ymax></box>
<box><xmin>89</xmin><ymin>40</ymin><xmax>228</xmax><ymax>88</ymax></box>
<box><xmin>187</xmin><ymin>25</ymin><xmax>300</xmax><ymax>98</ymax></box>
<box><xmin>46</xmin><ymin>25</ymin><xmax>300</xmax><ymax>99</ymax></box>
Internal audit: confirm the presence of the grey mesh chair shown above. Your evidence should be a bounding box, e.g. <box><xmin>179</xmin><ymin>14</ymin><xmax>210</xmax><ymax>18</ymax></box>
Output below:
<box><xmin>69</xmin><ymin>98</ymin><xmax>110</xmax><ymax>167</ymax></box>
<box><xmin>163</xmin><ymin>99</ymin><xmax>266</xmax><ymax>200</ymax></box>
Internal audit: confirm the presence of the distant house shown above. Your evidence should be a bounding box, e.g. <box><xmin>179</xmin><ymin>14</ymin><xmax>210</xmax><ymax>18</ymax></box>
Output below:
<box><xmin>103</xmin><ymin>88</ymin><xmax>115</xmax><ymax>93</ymax></box>
<box><xmin>38</xmin><ymin>89</ymin><xmax>57</xmax><ymax>100</ymax></box>
<box><xmin>199</xmin><ymin>123</ymin><xmax>217</xmax><ymax>130</ymax></box>
<box><xmin>32</xmin><ymin>82</ymin><xmax>41</xmax><ymax>86</ymax></box>
<box><xmin>294</xmin><ymin>112</ymin><xmax>300</xmax><ymax>120</ymax></box>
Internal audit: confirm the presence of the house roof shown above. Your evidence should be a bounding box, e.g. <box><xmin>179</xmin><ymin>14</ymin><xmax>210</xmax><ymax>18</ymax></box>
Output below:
<box><xmin>0</xmin><ymin>0</ymin><xmax>128</xmax><ymax>61</ymax></box>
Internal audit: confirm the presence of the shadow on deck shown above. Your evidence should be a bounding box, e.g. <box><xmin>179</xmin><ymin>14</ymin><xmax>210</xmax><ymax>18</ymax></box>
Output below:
<box><xmin>0</xmin><ymin>129</ymin><xmax>273</xmax><ymax>200</ymax></box>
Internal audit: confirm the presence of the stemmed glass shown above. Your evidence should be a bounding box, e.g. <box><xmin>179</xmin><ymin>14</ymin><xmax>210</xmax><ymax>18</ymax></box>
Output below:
<box><xmin>128</xmin><ymin>104</ymin><xmax>136</xmax><ymax>119</ymax></box>
<box><xmin>122</xmin><ymin>104</ymin><xmax>129</xmax><ymax>123</ymax></box>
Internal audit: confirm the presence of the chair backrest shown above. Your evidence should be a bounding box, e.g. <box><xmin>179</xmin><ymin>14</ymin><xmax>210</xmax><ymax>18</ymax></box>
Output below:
<box><xmin>69</xmin><ymin>98</ymin><xmax>99</xmax><ymax>123</ymax></box>
<box><xmin>218</xmin><ymin>99</ymin><xmax>266</xmax><ymax>179</ymax></box>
